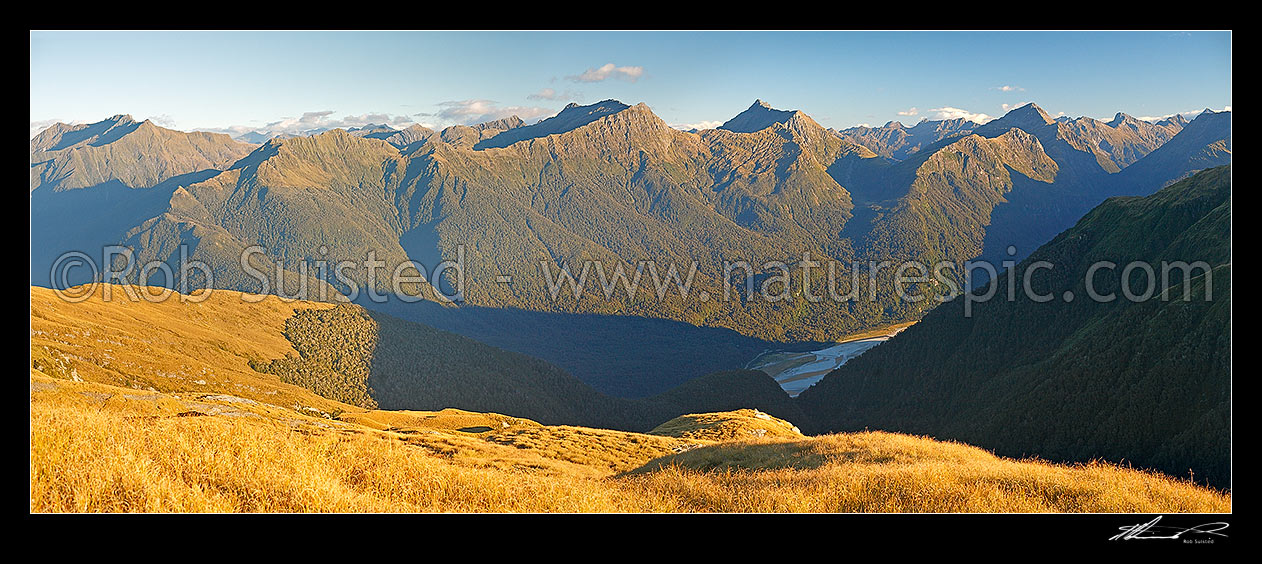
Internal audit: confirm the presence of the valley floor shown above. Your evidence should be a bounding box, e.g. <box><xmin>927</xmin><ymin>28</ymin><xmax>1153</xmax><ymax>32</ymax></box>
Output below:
<box><xmin>748</xmin><ymin>322</ymin><xmax>913</xmax><ymax>397</ymax></box>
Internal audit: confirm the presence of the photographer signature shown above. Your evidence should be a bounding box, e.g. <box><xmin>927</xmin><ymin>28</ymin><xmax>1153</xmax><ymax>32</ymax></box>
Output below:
<box><xmin>1110</xmin><ymin>516</ymin><xmax>1229</xmax><ymax>541</ymax></box>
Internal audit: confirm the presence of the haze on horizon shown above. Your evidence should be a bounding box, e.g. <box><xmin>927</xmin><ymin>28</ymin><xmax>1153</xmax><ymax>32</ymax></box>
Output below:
<box><xmin>31</xmin><ymin>30</ymin><xmax>1231</xmax><ymax>139</ymax></box>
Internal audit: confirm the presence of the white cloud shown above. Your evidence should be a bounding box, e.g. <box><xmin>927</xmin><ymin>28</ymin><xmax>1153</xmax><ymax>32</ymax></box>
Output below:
<box><xmin>423</xmin><ymin>99</ymin><xmax>555</xmax><ymax>126</ymax></box>
<box><xmin>147</xmin><ymin>114</ymin><xmax>179</xmax><ymax>128</ymax></box>
<box><xmin>1136</xmin><ymin>105</ymin><xmax>1232</xmax><ymax>122</ymax></box>
<box><xmin>268</xmin><ymin>111</ymin><xmax>415</xmax><ymax>132</ymax></box>
<box><xmin>1001</xmin><ymin>101</ymin><xmax>1034</xmax><ymax>113</ymax></box>
<box><xmin>670</xmin><ymin>120</ymin><xmax>723</xmax><ymax>131</ymax></box>
<box><xmin>30</xmin><ymin>118</ymin><xmax>70</xmax><ymax>139</ymax></box>
<box><xmin>993</xmin><ymin>85</ymin><xmax>1025</xmax><ymax>92</ymax></box>
<box><xmin>896</xmin><ymin>107</ymin><xmax>919</xmax><ymax>117</ymax></box>
<box><xmin>528</xmin><ymin>88</ymin><xmax>559</xmax><ymax>100</ymax></box>
<box><xmin>263</xmin><ymin>110</ymin><xmax>335</xmax><ymax>132</ymax></box>
<box><xmin>927</xmin><ymin>107</ymin><xmax>994</xmax><ymax>124</ymax></box>
<box><xmin>566</xmin><ymin>63</ymin><xmax>645</xmax><ymax>83</ymax></box>
<box><xmin>198</xmin><ymin>101</ymin><xmax>565</xmax><ymax>139</ymax></box>
<box><xmin>527</xmin><ymin>88</ymin><xmax>583</xmax><ymax>102</ymax></box>
<box><xmin>201</xmin><ymin>110</ymin><xmax>420</xmax><ymax>138</ymax></box>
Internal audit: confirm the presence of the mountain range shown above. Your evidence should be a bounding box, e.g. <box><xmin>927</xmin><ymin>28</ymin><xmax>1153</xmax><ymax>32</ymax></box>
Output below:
<box><xmin>798</xmin><ymin>165</ymin><xmax>1232</xmax><ymax>488</ymax></box>
<box><xmin>30</xmin><ymin>99</ymin><xmax>1231</xmax><ymax>396</ymax></box>
<box><xmin>27</xmin><ymin>165</ymin><xmax>1231</xmax><ymax>490</ymax></box>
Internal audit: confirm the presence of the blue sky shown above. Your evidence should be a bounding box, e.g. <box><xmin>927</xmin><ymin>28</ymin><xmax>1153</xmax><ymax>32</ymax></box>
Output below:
<box><xmin>30</xmin><ymin>31</ymin><xmax>1232</xmax><ymax>137</ymax></box>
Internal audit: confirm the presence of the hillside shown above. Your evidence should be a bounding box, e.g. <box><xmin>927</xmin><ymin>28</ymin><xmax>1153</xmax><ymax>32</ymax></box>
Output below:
<box><xmin>971</xmin><ymin>104</ymin><xmax>1230</xmax><ymax>270</ymax></box>
<box><xmin>797</xmin><ymin>165</ymin><xmax>1232</xmax><ymax>488</ymax></box>
<box><xmin>30</xmin><ymin>100</ymin><xmax>1231</xmax><ymax>398</ymax></box>
<box><xmin>384</xmin><ymin>124</ymin><xmax>438</xmax><ymax>151</ymax></box>
<box><xmin>1063</xmin><ymin>112</ymin><xmax>1184</xmax><ymax>168</ymax></box>
<box><xmin>30</xmin><ymin>285</ymin><xmax>800</xmax><ymax>431</ymax></box>
<box><xmin>850</xmin><ymin>128</ymin><xmax>1059</xmax><ymax>293</ymax></box>
<box><xmin>836</xmin><ymin>117</ymin><xmax>977</xmax><ymax>159</ymax></box>
<box><xmin>30</xmin><ymin>115</ymin><xmax>257</xmax><ymax>287</ymax></box>
<box><xmin>30</xmin><ymin>372</ymin><xmax>1229</xmax><ymax>512</ymax></box>
<box><xmin>1118</xmin><ymin>110</ymin><xmax>1232</xmax><ymax>191</ymax></box>
<box><xmin>30</xmin><ymin>114</ymin><xmax>255</xmax><ymax>192</ymax></box>
<box><xmin>31</xmin><ymin>279</ymin><xmax>1232</xmax><ymax>512</ymax></box>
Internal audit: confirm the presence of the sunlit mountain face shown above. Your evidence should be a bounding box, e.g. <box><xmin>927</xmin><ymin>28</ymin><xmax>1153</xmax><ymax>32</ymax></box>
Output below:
<box><xmin>29</xmin><ymin>30</ymin><xmax>1232</xmax><ymax>517</ymax></box>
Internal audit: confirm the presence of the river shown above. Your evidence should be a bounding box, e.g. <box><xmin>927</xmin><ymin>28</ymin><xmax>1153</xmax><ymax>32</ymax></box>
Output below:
<box><xmin>746</xmin><ymin>327</ymin><xmax>908</xmax><ymax>397</ymax></box>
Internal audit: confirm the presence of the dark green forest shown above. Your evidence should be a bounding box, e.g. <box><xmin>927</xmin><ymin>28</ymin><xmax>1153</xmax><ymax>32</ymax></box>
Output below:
<box><xmin>797</xmin><ymin>166</ymin><xmax>1232</xmax><ymax>488</ymax></box>
<box><xmin>255</xmin><ymin>303</ymin><xmax>803</xmax><ymax>432</ymax></box>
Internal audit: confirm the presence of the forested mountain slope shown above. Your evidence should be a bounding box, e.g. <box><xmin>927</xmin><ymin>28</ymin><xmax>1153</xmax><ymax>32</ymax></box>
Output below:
<box><xmin>797</xmin><ymin>165</ymin><xmax>1232</xmax><ymax>488</ymax></box>
<box><xmin>30</xmin><ymin>101</ymin><xmax>1230</xmax><ymax>398</ymax></box>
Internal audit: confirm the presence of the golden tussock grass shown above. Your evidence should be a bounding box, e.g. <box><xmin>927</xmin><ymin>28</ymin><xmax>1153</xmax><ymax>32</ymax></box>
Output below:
<box><xmin>340</xmin><ymin>408</ymin><xmax>540</xmax><ymax>434</ymax></box>
<box><xmin>623</xmin><ymin>433</ymin><xmax>1230</xmax><ymax>513</ymax></box>
<box><xmin>31</xmin><ymin>378</ymin><xmax>658</xmax><ymax>513</ymax></box>
<box><xmin>649</xmin><ymin>408</ymin><xmax>803</xmax><ymax>442</ymax></box>
<box><xmin>30</xmin><ymin>284</ymin><xmax>346</xmax><ymax>414</ymax></box>
<box><xmin>484</xmin><ymin>426</ymin><xmax>696</xmax><ymax>474</ymax></box>
<box><xmin>29</xmin><ymin>285</ymin><xmax>1230</xmax><ymax>513</ymax></box>
<box><xmin>30</xmin><ymin>376</ymin><xmax>1230</xmax><ymax>513</ymax></box>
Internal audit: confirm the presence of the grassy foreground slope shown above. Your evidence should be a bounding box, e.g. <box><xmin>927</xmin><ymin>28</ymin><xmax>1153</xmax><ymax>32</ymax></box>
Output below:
<box><xmin>30</xmin><ymin>374</ymin><xmax>1228</xmax><ymax>513</ymax></box>
<box><xmin>30</xmin><ymin>286</ymin><xmax>1229</xmax><ymax>512</ymax></box>
<box><xmin>31</xmin><ymin>285</ymin><xmax>345</xmax><ymax>414</ymax></box>
<box><xmin>29</xmin><ymin>285</ymin><xmax>801</xmax><ymax>432</ymax></box>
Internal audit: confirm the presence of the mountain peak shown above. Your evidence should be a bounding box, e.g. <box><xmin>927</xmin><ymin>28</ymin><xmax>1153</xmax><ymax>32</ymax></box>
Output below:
<box><xmin>235</xmin><ymin>130</ymin><xmax>274</xmax><ymax>144</ymax></box>
<box><xmin>384</xmin><ymin>123</ymin><xmax>439</xmax><ymax>152</ymax></box>
<box><xmin>1107</xmin><ymin>112</ymin><xmax>1138</xmax><ymax>127</ymax></box>
<box><xmin>1157</xmin><ymin>113</ymin><xmax>1190</xmax><ymax>127</ymax></box>
<box><xmin>1008</xmin><ymin>103</ymin><xmax>1053</xmax><ymax>124</ymax></box>
<box><xmin>473</xmin><ymin>99</ymin><xmax>632</xmax><ymax>150</ymax></box>
<box><xmin>559</xmin><ymin>99</ymin><xmax>631</xmax><ymax>120</ymax></box>
<box><xmin>977</xmin><ymin>103</ymin><xmax>1054</xmax><ymax>136</ymax></box>
<box><xmin>32</xmin><ymin>113</ymin><xmax>150</xmax><ymax>153</ymax></box>
<box><xmin>474</xmin><ymin>115</ymin><xmax>526</xmax><ymax>132</ymax></box>
<box><xmin>720</xmin><ymin>100</ymin><xmax>799</xmax><ymax>133</ymax></box>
